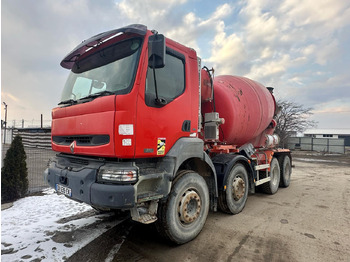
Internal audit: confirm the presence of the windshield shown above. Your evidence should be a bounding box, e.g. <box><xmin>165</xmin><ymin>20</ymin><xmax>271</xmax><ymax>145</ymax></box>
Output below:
<box><xmin>60</xmin><ymin>37</ymin><xmax>142</xmax><ymax>104</ymax></box>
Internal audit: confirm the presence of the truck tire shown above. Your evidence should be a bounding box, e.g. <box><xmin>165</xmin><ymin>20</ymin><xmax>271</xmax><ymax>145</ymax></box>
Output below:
<box><xmin>261</xmin><ymin>157</ymin><xmax>280</xmax><ymax>194</ymax></box>
<box><xmin>218</xmin><ymin>163</ymin><xmax>248</xmax><ymax>214</ymax></box>
<box><xmin>279</xmin><ymin>155</ymin><xmax>291</xmax><ymax>188</ymax></box>
<box><xmin>155</xmin><ymin>170</ymin><xmax>209</xmax><ymax>244</ymax></box>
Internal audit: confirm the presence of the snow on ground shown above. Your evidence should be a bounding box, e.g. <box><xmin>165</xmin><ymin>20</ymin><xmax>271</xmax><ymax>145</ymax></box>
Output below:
<box><xmin>1</xmin><ymin>189</ymin><xmax>120</xmax><ymax>262</ymax></box>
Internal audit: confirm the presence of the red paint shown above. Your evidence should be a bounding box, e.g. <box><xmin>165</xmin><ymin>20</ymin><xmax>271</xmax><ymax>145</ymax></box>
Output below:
<box><xmin>51</xmin><ymin>95</ymin><xmax>116</xmax><ymax>157</ymax></box>
<box><xmin>134</xmin><ymin>34</ymin><xmax>199</xmax><ymax>158</ymax></box>
<box><xmin>202</xmin><ymin>75</ymin><xmax>276</xmax><ymax>147</ymax></box>
<box><xmin>52</xmin><ymin>29</ymin><xmax>200</xmax><ymax>158</ymax></box>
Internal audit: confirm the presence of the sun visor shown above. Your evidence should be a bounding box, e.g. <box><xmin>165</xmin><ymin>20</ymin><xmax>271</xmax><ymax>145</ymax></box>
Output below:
<box><xmin>60</xmin><ymin>24</ymin><xmax>147</xmax><ymax>69</ymax></box>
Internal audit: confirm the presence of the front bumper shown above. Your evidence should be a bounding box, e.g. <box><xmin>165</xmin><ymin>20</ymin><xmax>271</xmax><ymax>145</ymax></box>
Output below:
<box><xmin>44</xmin><ymin>156</ymin><xmax>135</xmax><ymax>209</ymax></box>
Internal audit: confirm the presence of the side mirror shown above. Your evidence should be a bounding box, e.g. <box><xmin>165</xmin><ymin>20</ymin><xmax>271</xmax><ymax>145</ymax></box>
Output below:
<box><xmin>148</xmin><ymin>34</ymin><xmax>165</xmax><ymax>69</ymax></box>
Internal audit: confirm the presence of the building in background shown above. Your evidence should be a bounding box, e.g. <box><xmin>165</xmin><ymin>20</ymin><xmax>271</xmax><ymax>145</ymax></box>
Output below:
<box><xmin>304</xmin><ymin>129</ymin><xmax>350</xmax><ymax>146</ymax></box>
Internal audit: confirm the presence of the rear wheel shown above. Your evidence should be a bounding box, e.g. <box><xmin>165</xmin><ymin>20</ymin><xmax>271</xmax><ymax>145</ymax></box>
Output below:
<box><xmin>280</xmin><ymin>155</ymin><xmax>291</xmax><ymax>188</ymax></box>
<box><xmin>261</xmin><ymin>157</ymin><xmax>280</xmax><ymax>194</ymax></box>
<box><xmin>156</xmin><ymin>171</ymin><xmax>209</xmax><ymax>244</ymax></box>
<box><xmin>218</xmin><ymin>164</ymin><xmax>248</xmax><ymax>214</ymax></box>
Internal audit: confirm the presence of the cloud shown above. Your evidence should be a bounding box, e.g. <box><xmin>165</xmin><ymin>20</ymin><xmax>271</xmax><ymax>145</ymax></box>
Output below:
<box><xmin>314</xmin><ymin>40</ymin><xmax>339</xmax><ymax>66</ymax></box>
<box><xmin>204</xmin><ymin>21</ymin><xmax>248</xmax><ymax>75</ymax></box>
<box><xmin>165</xmin><ymin>4</ymin><xmax>234</xmax><ymax>57</ymax></box>
<box><xmin>218</xmin><ymin>0</ymin><xmax>350</xmax><ymax>116</ymax></box>
<box><xmin>280</xmin><ymin>0</ymin><xmax>350</xmax><ymax>29</ymax></box>
<box><xmin>311</xmin><ymin>100</ymin><xmax>350</xmax><ymax>128</ymax></box>
<box><xmin>248</xmin><ymin>54</ymin><xmax>291</xmax><ymax>81</ymax></box>
<box><xmin>1</xmin><ymin>92</ymin><xmax>20</xmax><ymax>103</ymax></box>
<box><xmin>199</xmin><ymin>3</ymin><xmax>233</xmax><ymax>26</ymax></box>
<box><xmin>116</xmin><ymin>0</ymin><xmax>188</xmax><ymax>28</ymax></box>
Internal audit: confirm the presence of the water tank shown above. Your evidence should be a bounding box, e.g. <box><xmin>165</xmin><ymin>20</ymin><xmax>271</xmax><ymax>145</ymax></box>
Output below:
<box><xmin>201</xmin><ymin>75</ymin><xmax>276</xmax><ymax>146</ymax></box>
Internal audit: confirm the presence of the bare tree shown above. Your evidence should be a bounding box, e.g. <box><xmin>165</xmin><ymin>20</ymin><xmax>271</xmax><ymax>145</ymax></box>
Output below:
<box><xmin>274</xmin><ymin>99</ymin><xmax>317</xmax><ymax>147</ymax></box>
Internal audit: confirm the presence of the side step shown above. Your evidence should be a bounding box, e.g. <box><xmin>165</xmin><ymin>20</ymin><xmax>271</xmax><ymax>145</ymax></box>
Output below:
<box><xmin>136</xmin><ymin>214</ymin><xmax>157</xmax><ymax>224</ymax></box>
<box><xmin>130</xmin><ymin>200</ymin><xmax>158</xmax><ymax>224</ymax></box>
<box><xmin>255</xmin><ymin>177</ymin><xmax>271</xmax><ymax>186</ymax></box>
<box><xmin>255</xmin><ymin>164</ymin><xmax>270</xmax><ymax>170</ymax></box>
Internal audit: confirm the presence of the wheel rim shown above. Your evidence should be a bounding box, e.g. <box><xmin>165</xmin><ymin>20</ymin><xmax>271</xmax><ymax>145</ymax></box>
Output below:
<box><xmin>178</xmin><ymin>189</ymin><xmax>201</xmax><ymax>224</ymax></box>
<box><xmin>232</xmin><ymin>176</ymin><xmax>245</xmax><ymax>201</ymax></box>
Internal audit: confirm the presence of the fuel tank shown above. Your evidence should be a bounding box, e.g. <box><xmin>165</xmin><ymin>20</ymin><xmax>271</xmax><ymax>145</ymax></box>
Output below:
<box><xmin>201</xmin><ymin>75</ymin><xmax>276</xmax><ymax>147</ymax></box>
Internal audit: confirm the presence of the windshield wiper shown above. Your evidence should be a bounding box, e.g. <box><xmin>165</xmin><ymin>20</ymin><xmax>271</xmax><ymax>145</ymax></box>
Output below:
<box><xmin>78</xmin><ymin>90</ymin><xmax>115</xmax><ymax>102</ymax></box>
<box><xmin>58</xmin><ymin>99</ymin><xmax>77</xmax><ymax>105</ymax></box>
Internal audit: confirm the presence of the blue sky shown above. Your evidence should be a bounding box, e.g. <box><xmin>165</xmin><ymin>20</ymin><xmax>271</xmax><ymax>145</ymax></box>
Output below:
<box><xmin>2</xmin><ymin>0</ymin><xmax>350</xmax><ymax>128</ymax></box>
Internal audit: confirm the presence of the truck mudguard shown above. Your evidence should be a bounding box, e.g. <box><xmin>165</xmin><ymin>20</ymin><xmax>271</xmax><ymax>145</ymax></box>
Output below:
<box><xmin>163</xmin><ymin>137</ymin><xmax>218</xmax><ymax>210</ymax></box>
<box><xmin>211</xmin><ymin>153</ymin><xmax>255</xmax><ymax>193</ymax></box>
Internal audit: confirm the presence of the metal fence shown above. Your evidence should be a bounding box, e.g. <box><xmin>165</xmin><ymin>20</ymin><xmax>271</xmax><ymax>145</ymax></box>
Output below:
<box><xmin>287</xmin><ymin>137</ymin><xmax>345</xmax><ymax>154</ymax></box>
<box><xmin>1</xmin><ymin>144</ymin><xmax>56</xmax><ymax>193</ymax></box>
<box><xmin>1</xmin><ymin>127</ymin><xmax>56</xmax><ymax>193</ymax></box>
<box><xmin>1</xmin><ymin>128</ymin><xmax>13</xmax><ymax>144</ymax></box>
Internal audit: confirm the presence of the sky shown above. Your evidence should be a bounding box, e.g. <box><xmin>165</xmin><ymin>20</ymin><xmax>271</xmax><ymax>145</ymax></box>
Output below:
<box><xmin>1</xmin><ymin>0</ymin><xmax>350</xmax><ymax>129</ymax></box>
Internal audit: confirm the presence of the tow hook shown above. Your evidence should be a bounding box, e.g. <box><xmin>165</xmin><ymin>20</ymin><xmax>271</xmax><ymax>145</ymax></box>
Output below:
<box><xmin>59</xmin><ymin>176</ymin><xmax>68</xmax><ymax>185</ymax></box>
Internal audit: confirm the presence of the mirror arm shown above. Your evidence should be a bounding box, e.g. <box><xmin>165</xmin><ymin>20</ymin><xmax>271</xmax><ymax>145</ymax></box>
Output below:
<box><xmin>152</xmin><ymin>56</ymin><xmax>160</xmax><ymax>104</ymax></box>
<box><xmin>152</xmin><ymin>57</ymin><xmax>167</xmax><ymax>106</ymax></box>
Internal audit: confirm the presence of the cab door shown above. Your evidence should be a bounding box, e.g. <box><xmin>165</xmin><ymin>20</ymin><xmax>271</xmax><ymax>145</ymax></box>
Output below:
<box><xmin>135</xmin><ymin>47</ymin><xmax>192</xmax><ymax>158</ymax></box>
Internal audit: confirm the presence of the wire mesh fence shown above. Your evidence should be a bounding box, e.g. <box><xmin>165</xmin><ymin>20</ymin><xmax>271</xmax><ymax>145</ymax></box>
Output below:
<box><xmin>1</xmin><ymin>128</ymin><xmax>14</xmax><ymax>144</ymax></box>
<box><xmin>25</xmin><ymin>147</ymin><xmax>56</xmax><ymax>193</ymax></box>
<box><xmin>287</xmin><ymin>137</ymin><xmax>346</xmax><ymax>154</ymax></box>
<box><xmin>2</xmin><ymin>144</ymin><xmax>56</xmax><ymax>194</ymax></box>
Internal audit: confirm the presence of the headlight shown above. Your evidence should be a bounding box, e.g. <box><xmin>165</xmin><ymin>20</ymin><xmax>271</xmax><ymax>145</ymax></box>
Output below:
<box><xmin>97</xmin><ymin>167</ymin><xmax>138</xmax><ymax>184</ymax></box>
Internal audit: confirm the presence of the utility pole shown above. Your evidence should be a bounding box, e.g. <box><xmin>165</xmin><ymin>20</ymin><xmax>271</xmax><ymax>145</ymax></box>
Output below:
<box><xmin>3</xmin><ymin>102</ymin><xmax>8</xmax><ymax>144</ymax></box>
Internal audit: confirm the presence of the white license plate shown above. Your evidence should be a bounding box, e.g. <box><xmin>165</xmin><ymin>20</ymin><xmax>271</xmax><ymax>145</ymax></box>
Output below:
<box><xmin>56</xmin><ymin>184</ymin><xmax>72</xmax><ymax>197</ymax></box>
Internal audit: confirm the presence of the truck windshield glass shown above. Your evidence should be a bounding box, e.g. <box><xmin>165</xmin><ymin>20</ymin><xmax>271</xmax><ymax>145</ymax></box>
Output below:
<box><xmin>60</xmin><ymin>38</ymin><xmax>142</xmax><ymax>104</ymax></box>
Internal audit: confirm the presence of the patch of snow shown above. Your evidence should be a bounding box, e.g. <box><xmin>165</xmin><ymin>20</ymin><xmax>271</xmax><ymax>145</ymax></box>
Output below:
<box><xmin>1</xmin><ymin>188</ymin><xmax>119</xmax><ymax>261</ymax></box>
<box><xmin>104</xmin><ymin>240</ymin><xmax>125</xmax><ymax>262</ymax></box>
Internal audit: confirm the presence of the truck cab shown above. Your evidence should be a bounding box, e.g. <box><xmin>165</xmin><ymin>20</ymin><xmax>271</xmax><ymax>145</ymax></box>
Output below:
<box><xmin>46</xmin><ymin>25</ymin><xmax>217</xmax><ymax>243</ymax></box>
<box><xmin>52</xmin><ymin>24</ymin><xmax>200</xmax><ymax>158</ymax></box>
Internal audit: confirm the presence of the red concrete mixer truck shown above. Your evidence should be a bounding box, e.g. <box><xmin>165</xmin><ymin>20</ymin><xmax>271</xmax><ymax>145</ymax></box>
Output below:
<box><xmin>45</xmin><ymin>24</ymin><xmax>292</xmax><ymax>244</ymax></box>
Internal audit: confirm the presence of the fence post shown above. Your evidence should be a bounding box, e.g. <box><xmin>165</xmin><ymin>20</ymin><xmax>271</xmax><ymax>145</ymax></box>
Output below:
<box><xmin>327</xmin><ymin>138</ymin><xmax>329</xmax><ymax>153</ymax></box>
<box><xmin>3</xmin><ymin>102</ymin><xmax>7</xmax><ymax>144</ymax></box>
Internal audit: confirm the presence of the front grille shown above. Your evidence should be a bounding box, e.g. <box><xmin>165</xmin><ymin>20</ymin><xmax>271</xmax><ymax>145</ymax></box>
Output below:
<box><xmin>65</xmin><ymin>136</ymin><xmax>91</xmax><ymax>144</ymax></box>
<box><xmin>52</xmin><ymin>135</ymin><xmax>110</xmax><ymax>146</ymax></box>
<box><xmin>67</xmin><ymin>157</ymin><xmax>89</xmax><ymax>165</ymax></box>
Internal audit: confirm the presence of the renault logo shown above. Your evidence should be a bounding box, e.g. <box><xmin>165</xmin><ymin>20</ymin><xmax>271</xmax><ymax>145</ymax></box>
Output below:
<box><xmin>70</xmin><ymin>141</ymin><xmax>76</xmax><ymax>154</ymax></box>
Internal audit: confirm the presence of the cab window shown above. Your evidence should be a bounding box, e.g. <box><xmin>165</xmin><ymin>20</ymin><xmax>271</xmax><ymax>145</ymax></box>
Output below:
<box><xmin>145</xmin><ymin>49</ymin><xmax>185</xmax><ymax>107</ymax></box>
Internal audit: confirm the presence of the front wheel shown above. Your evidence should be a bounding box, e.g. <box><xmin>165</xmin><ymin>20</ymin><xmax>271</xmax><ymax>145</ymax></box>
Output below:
<box><xmin>156</xmin><ymin>171</ymin><xmax>209</xmax><ymax>244</ymax></box>
<box><xmin>218</xmin><ymin>164</ymin><xmax>249</xmax><ymax>214</ymax></box>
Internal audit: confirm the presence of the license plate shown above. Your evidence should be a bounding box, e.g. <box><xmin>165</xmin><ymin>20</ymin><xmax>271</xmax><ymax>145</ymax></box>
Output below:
<box><xmin>56</xmin><ymin>184</ymin><xmax>72</xmax><ymax>197</ymax></box>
